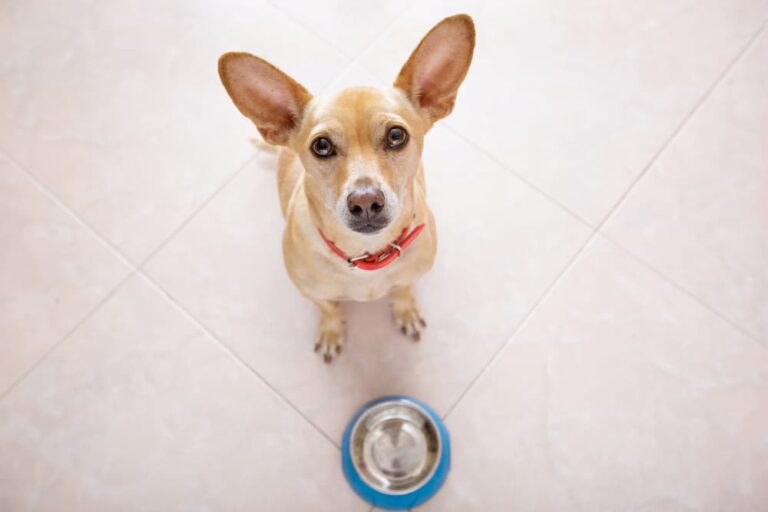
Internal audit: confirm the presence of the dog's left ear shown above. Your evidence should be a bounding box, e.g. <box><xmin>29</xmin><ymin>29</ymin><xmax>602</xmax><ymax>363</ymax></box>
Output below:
<box><xmin>394</xmin><ymin>14</ymin><xmax>475</xmax><ymax>122</ymax></box>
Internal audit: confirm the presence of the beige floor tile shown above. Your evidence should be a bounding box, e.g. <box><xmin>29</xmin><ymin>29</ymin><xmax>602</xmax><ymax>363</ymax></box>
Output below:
<box><xmin>359</xmin><ymin>0</ymin><xmax>768</xmax><ymax>224</ymax></box>
<box><xmin>0</xmin><ymin>0</ymin><xmax>349</xmax><ymax>263</ymax></box>
<box><xmin>3</xmin><ymin>2</ymin><xmax>767</xmax><ymax>509</ymax></box>
<box><xmin>423</xmin><ymin>236</ymin><xmax>768</xmax><ymax>511</ymax></box>
<box><xmin>0</xmin><ymin>275</ymin><xmax>366</xmax><ymax>512</ymax></box>
<box><xmin>267</xmin><ymin>0</ymin><xmax>415</xmax><ymax>59</ymax></box>
<box><xmin>144</xmin><ymin>125</ymin><xmax>591</xmax><ymax>442</ymax></box>
<box><xmin>605</xmin><ymin>31</ymin><xmax>768</xmax><ymax>341</ymax></box>
<box><xmin>0</xmin><ymin>155</ymin><xmax>129</xmax><ymax>395</ymax></box>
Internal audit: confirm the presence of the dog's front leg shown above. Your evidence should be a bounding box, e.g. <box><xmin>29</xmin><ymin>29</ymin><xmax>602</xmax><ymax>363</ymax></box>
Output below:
<box><xmin>389</xmin><ymin>286</ymin><xmax>426</xmax><ymax>342</ymax></box>
<box><xmin>312</xmin><ymin>299</ymin><xmax>344</xmax><ymax>363</ymax></box>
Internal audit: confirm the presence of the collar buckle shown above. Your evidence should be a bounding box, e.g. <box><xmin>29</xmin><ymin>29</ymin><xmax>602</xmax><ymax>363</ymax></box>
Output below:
<box><xmin>347</xmin><ymin>252</ymin><xmax>372</xmax><ymax>268</ymax></box>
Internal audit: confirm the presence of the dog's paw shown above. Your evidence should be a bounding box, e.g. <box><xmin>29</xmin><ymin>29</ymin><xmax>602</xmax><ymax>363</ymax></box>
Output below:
<box><xmin>392</xmin><ymin>304</ymin><xmax>426</xmax><ymax>342</ymax></box>
<box><xmin>314</xmin><ymin>325</ymin><xmax>344</xmax><ymax>363</ymax></box>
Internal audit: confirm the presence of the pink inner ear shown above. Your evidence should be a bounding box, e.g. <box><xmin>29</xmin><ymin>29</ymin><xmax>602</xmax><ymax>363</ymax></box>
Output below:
<box><xmin>235</xmin><ymin>65</ymin><xmax>299</xmax><ymax>128</ymax></box>
<box><xmin>220</xmin><ymin>53</ymin><xmax>311</xmax><ymax>144</ymax></box>
<box><xmin>403</xmin><ymin>17</ymin><xmax>474</xmax><ymax>115</ymax></box>
<box><xmin>255</xmin><ymin>80</ymin><xmax>298</xmax><ymax>125</ymax></box>
<box><xmin>414</xmin><ymin>43</ymin><xmax>456</xmax><ymax>101</ymax></box>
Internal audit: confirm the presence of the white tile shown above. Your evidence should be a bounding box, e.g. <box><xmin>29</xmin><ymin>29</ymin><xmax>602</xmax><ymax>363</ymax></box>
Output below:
<box><xmin>0</xmin><ymin>0</ymin><xmax>349</xmax><ymax>262</ymax></box>
<box><xmin>425</xmin><ymin>237</ymin><xmax>768</xmax><ymax>511</ymax></box>
<box><xmin>144</xmin><ymin>126</ymin><xmax>591</xmax><ymax>442</ymax></box>
<box><xmin>267</xmin><ymin>0</ymin><xmax>414</xmax><ymax>60</ymax></box>
<box><xmin>323</xmin><ymin>61</ymin><xmax>386</xmax><ymax>92</ymax></box>
<box><xmin>0</xmin><ymin>275</ymin><xmax>366</xmax><ymax>511</ymax></box>
<box><xmin>0</xmin><ymin>156</ymin><xmax>129</xmax><ymax>395</ymax></box>
<box><xmin>606</xmin><ymin>32</ymin><xmax>768</xmax><ymax>341</ymax></box>
<box><xmin>358</xmin><ymin>0</ymin><xmax>768</xmax><ymax>224</ymax></box>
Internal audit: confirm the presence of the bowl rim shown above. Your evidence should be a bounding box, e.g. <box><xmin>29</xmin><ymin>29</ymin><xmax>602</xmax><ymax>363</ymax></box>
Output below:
<box><xmin>341</xmin><ymin>395</ymin><xmax>451</xmax><ymax>510</ymax></box>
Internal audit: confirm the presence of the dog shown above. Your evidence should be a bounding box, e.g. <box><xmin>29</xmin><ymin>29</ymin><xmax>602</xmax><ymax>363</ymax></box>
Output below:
<box><xmin>218</xmin><ymin>14</ymin><xmax>475</xmax><ymax>362</ymax></box>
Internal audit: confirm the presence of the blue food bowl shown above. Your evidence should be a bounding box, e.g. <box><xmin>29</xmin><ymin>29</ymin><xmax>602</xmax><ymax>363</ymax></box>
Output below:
<box><xmin>341</xmin><ymin>396</ymin><xmax>451</xmax><ymax>510</ymax></box>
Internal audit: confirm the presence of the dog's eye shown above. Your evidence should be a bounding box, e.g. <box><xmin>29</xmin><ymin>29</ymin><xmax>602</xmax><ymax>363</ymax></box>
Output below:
<box><xmin>311</xmin><ymin>137</ymin><xmax>335</xmax><ymax>158</ymax></box>
<box><xmin>386</xmin><ymin>126</ymin><xmax>408</xmax><ymax>150</ymax></box>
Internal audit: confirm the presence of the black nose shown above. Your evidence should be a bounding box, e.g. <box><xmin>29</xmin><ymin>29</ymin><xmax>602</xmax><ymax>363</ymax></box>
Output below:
<box><xmin>347</xmin><ymin>188</ymin><xmax>385</xmax><ymax>219</ymax></box>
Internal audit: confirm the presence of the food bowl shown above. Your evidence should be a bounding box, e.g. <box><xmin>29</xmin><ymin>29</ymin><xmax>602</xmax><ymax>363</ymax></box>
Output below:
<box><xmin>341</xmin><ymin>396</ymin><xmax>450</xmax><ymax>510</ymax></box>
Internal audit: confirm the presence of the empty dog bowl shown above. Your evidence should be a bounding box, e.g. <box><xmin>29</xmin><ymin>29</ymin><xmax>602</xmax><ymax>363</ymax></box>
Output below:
<box><xmin>341</xmin><ymin>396</ymin><xmax>450</xmax><ymax>510</ymax></box>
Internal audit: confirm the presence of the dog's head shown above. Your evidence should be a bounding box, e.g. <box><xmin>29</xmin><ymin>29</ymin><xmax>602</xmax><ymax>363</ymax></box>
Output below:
<box><xmin>218</xmin><ymin>15</ymin><xmax>475</xmax><ymax>235</ymax></box>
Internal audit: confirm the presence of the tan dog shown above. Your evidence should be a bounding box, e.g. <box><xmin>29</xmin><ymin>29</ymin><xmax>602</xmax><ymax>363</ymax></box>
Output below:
<box><xmin>218</xmin><ymin>15</ymin><xmax>475</xmax><ymax>362</ymax></box>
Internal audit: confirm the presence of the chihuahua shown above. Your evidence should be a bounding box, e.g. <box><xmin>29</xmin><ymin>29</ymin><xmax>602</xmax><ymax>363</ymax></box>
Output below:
<box><xmin>218</xmin><ymin>14</ymin><xmax>475</xmax><ymax>362</ymax></box>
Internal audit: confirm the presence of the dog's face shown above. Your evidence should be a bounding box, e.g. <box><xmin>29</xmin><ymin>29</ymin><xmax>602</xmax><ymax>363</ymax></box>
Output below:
<box><xmin>218</xmin><ymin>15</ymin><xmax>475</xmax><ymax>235</ymax></box>
<box><xmin>295</xmin><ymin>87</ymin><xmax>427</xmax><ymax>234</ymax></box>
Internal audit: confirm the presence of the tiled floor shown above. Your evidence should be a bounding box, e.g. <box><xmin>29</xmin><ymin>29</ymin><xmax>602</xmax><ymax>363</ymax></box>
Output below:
<box><xmin>1</xmin><ymin>1</ymin><xmax>767</xmax><ymax>510</ymax></box>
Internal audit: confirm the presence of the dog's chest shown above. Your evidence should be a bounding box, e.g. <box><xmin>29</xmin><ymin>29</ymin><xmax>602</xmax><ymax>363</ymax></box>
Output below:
<box><xmin>287</xmin><ymin>233</ymin><xmax>434</xmax><ymax>303</ymax></box>
<box><xmin>329</xmin><ymin>267</ymin><xmax>401</xmax><ymax>301</ymax></box>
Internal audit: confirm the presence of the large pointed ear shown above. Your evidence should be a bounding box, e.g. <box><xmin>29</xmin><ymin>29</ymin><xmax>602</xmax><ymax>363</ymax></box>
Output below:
<box><xmin>394</xmin><ymin>14</ymin><xmax>475</xmax><ymax>122</ymax></box>
<box><xmin>218</xmin><ymin>52</ymin><xmax>312</xmax><ymax>145</ymax></box>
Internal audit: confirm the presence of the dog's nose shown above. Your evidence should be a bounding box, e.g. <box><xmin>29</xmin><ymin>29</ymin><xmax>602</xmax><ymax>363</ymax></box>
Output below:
<box><xmin>347</xmin><ymin>188</ymin><xmax>385</xmax><ymax>219</ymax></box>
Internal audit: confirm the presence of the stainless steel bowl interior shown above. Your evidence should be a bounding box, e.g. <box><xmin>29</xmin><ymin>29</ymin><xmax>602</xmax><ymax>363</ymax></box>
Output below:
<box><xmin>350</xmin><ymin>399</ymin><xmax>442</xmax><ymax>494</ymax></box>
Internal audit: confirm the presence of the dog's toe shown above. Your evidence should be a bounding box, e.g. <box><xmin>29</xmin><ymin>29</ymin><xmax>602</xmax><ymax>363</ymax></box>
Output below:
<box><xmin>315</xmin><ymin>328</ymin><xmax>345</xmax><ymax>362</ymax></box>
<box><xmin>393</xmin><ymin>306</ymin><xmax>426</xmax><ymax>342</ymax></box>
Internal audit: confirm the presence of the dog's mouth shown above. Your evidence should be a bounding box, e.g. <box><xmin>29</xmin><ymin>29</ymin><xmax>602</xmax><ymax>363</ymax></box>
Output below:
<box><xmin>348</xmin><ymin>219</ymin><xmax>390</xmax><ymax>234</ymax></box>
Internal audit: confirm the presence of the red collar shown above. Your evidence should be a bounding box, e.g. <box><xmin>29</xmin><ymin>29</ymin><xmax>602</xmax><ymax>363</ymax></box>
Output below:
<box><xmin>318</xmin><ymin>223</ymin><xmax>426</xmax><ymax>271</ymax></box>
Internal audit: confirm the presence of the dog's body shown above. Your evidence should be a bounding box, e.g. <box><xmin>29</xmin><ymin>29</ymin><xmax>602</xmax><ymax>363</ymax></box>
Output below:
<box><xmin>219</xmin><ymin>15</ymin><xmax>475</xmax><ymax>361</ymax></box>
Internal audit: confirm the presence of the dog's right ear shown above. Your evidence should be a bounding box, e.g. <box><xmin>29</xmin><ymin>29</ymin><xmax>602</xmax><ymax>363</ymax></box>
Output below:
<box><xmin>218</xmin><ymin>52</ymin><xmax>312</xmax><ymax>145</ymax></box>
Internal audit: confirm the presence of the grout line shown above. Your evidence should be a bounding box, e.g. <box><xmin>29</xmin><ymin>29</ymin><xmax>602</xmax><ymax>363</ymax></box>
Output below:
<box><xmin>592</xmin><ymin>22</ymin><xmax>768</xmax><ymax>347</ymax></box>
<box><xmin>0</xmin><ymin>145</ymin><xmax>256</xmax><ymax>392</ymax></box>
<box><xmin>441</xmin><ymin>229</ymin><xmax>600</xmax><ymax>420</ymax></box>
<box><xmin>263</xmin><ymin>1</ymin><xmax>358</xmax><ymax>63</ymax></box>
<box><xmin>593</xmin><ymin>21</ymin><xmax>767</xmax><ymax>231</ymax></box>
<box><xmin>441</xmin><ymin>22</ymin><xmax>767</xmax><ymax>420</ymax></box>
<box><xmin>2</xmin><ymin>147</ymin><xmax>343</xmax><ymax>453</ymax></box>
<box><xmin>136</xmin><ymin>270</ymin><xmax>342</xmax><ymax>449</ymax></box>
<box><xmin>340</xmin><ymin>1</ymin><xmax>421</xmax><ymax>75</ymax></box>
<box><xmin>0</xmin><ymin>149</ymin><xmax>142</xmax><ymax>404</ymax></box>
<box><xmin>0</xmin><ymin>145</ymin><xmax>342</xmax><ymax>450</ymax></box>
<box><xmin>440</xmin><ymin>18</ymin><xmax>767</xmax><ymax>234</ymax></box>
<box><xmin>265</xmin><ymin>0</ymin><xmax>419</xmax><ymax>69</ymax></box>
<box><xmin>439</xmin><ymin>123</ymin><xmax>595</xmax><ymax>229</ymax></box>
<box><xmin>137</xmin><ymin>151</ymin><xmax>258</xmax><ymax>268</ymax></box>
<box><xmin>0</xmin><ymin>148</ymin><xmax>136</xmax><ymax>271</ymax></box>
<box><xmin>4</xmin><ymin>146</ymin><xmax>258</xmax><ymax>272</ymax></box>
<box><xmin>602</xmin><ymin>234</ymin><xmax>768</xmax><ymax>348</ymax></box>
<box><xmin>0</xmin><ymin>271</ymin><xmax>136</xmax><ymax>403</ymax></box>
<box><xmin>259</xmin><ymin>2</ymin><xmax>351</xmax><ymax>94</ymax></box>
<box><xmin>1</xmin><ymin>147</ymin><xmax>343</xmax><ymax>457</ymax></box>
